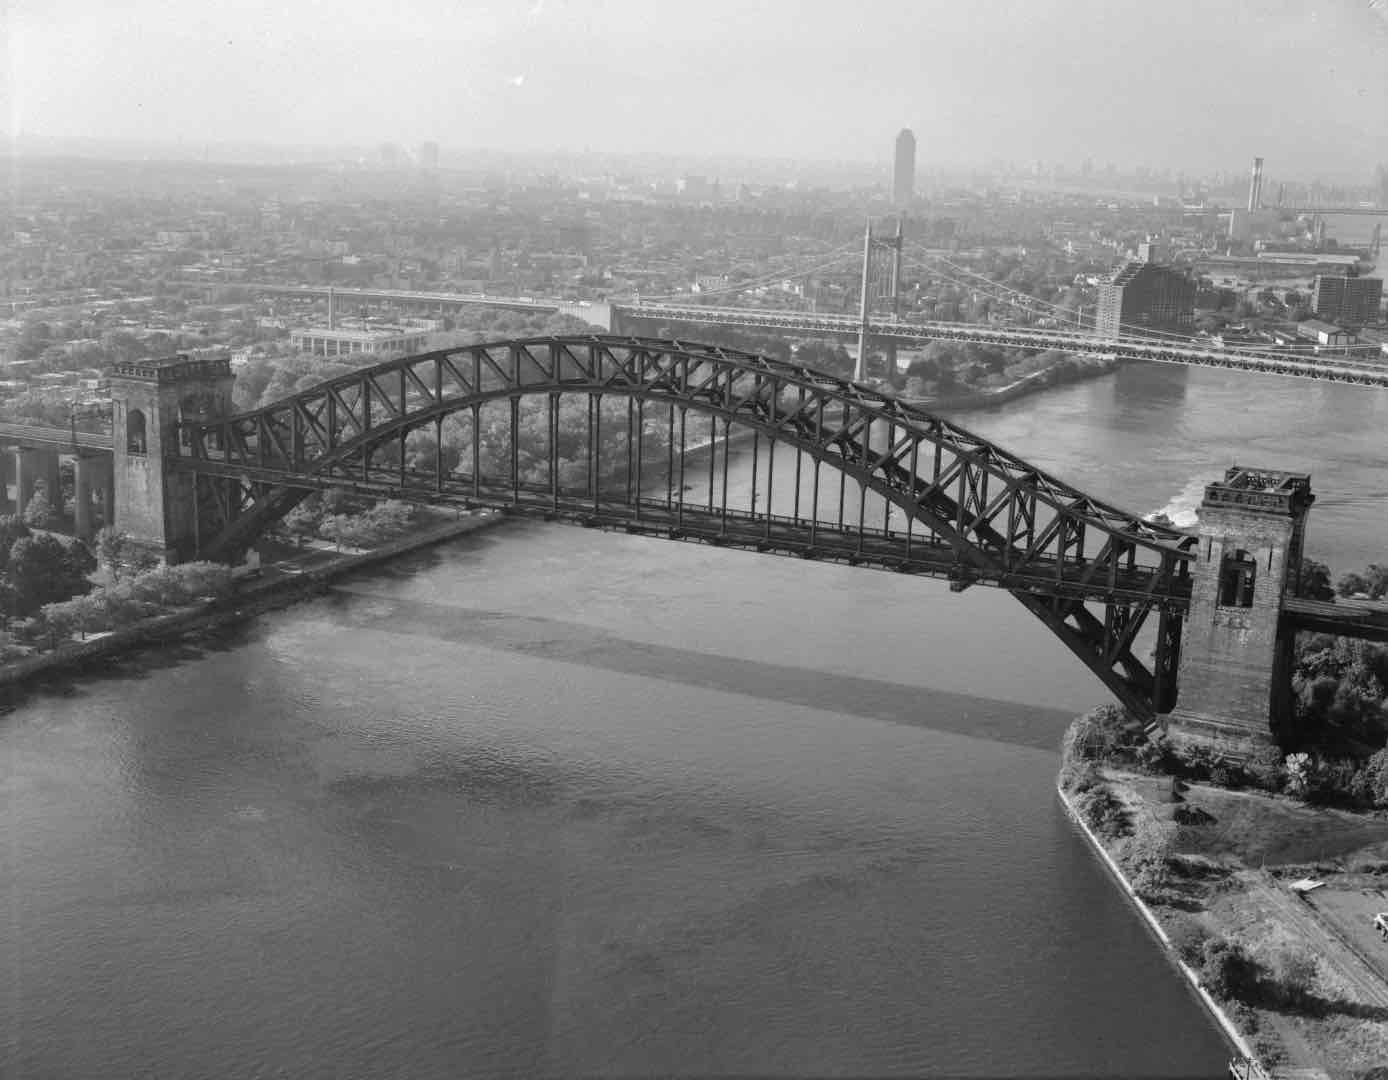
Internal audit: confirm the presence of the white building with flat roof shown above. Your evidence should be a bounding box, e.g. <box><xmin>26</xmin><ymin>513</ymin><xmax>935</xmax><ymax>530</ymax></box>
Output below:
<box><xmin>289</xmin><ymin>326</ymin><xmax>429</xmax><ymax>357</ymax></box>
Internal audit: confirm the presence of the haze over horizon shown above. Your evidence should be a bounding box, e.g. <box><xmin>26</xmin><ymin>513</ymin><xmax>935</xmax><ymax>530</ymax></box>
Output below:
<box><xmin>6</xmin><ymin>0</ymin><xmax>1388</xmax><ymax>178</ymax></box>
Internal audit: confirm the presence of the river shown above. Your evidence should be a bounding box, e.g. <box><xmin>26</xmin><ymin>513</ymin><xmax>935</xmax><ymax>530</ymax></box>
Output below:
<box><xmin>3</xmin><ymin>361</ymin><xmax>1385</xmax><ymax>1078</ymax></box>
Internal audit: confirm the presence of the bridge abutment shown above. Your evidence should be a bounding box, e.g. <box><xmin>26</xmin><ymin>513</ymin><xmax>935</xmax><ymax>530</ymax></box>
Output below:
<box><xmin>108</xmin><ymin>355</ymin><xmax>235</xmax><ymax>563</ymax></box>
<box><xmin>1164</xmin><ymin>467</ymin><xmax>1313</xmax><ymax>757</ymax></box>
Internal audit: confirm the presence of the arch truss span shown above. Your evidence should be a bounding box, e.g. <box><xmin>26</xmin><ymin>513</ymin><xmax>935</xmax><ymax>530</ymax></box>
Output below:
<box><xmin>174</xmin><ymin>334</ymin><xmax>1198</xmax><ymax>718</ymax></box>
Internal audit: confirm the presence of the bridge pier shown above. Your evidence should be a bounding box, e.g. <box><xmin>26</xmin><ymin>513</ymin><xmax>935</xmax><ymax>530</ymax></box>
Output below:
<box><xmin>14</xmin><ymin>448</ymin><xmax>38</xmax><ymax>513</ymax></box>
<box><xmin>108</xmin><ymin>355</ymin><xmax>236</xmax><ymax>562</ymax></box>
<box><xmin>72</xmin><ymin>453</ymin><xmax>112</xmax><ymax>539</ymax></box>
<box><xmin>0</xmin><ymin>449</ymin><xmax>14</xmax><ymax>515</ymax></box>
<box><xmin>1163</xmin><ymin>467</ymin><xmax>1313</xmax><ymax>758</ymax></box>
<box><xmin>13</xmin><ymin>448</ymin><xmax>60</xmax><ymax>515</ymax></box>
<box><xmin>100</xmin><ymin>459</ymin><xmax>115</xmax><ymax>530</ymax></box>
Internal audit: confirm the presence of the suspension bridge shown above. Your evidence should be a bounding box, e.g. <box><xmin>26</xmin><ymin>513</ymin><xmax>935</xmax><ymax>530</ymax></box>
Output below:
<box><xmin>192</xmin><ymin>219</ymin><xmax>1388</xmax><ymax>387</ymax></box>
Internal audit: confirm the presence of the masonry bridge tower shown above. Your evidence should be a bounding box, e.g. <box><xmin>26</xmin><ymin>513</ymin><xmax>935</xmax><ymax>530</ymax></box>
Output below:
<box><xmin>108</xmin><ymin>354</ymin><xmax>236</xmax><ymax>562</ymax></box>
<box><xmin>1164</xmin><ymin>467</ymin><xmax>1314</xmax><ymax>755</ymax></box>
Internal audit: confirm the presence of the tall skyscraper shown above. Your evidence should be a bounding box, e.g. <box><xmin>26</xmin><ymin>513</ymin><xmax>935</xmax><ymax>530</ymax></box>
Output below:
<box><xmin>892</xmin><ymin>129</ymin><xmax>916</xmax><ymax>208</ymax></box>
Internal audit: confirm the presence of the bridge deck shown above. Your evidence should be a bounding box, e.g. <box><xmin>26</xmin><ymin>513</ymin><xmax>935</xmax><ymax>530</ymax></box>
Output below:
<box><xmin>0</xmin><ymin>423</ymin><xmax>113</xmax><ymax>452</ymax></box>
<box><xmin>177</xmin><ymin>457</ymin><xmax>1193</xmax><ymax>610</ymax></box>
<box><xmin>1283</xmin><ymin>597</ymin><xmax>1388</xmax><ymax>643</ymax></box>
<box><xmin>632</xmin><ymin>305</ymin><xmax>1388</xmax><ymax>386</ymax></box>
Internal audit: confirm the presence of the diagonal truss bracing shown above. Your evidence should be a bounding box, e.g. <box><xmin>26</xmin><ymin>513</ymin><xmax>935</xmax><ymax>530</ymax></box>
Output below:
<box><xmin>175</xmin><ymin>335</ymin><xmax>1197</xmax><ymax>718</ymax></box>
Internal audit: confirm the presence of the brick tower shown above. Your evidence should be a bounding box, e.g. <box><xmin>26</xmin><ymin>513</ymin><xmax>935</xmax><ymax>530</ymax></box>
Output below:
<box><xmin>107</xmin><ymin>354</ymin><xmax>235</xmax><ymax>562</ymax></box>
<box><xmin>1165</xmin><ymin>467</ymin><xmax>1314</xmax><ymax>755</ymax></box>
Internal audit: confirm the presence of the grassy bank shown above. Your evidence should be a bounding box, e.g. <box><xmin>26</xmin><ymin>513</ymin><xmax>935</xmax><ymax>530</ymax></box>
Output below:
<box><xmin>1058</xmin><ymin>710</ymin><xmax>1388</xmax><ymax>1078</ymax></box>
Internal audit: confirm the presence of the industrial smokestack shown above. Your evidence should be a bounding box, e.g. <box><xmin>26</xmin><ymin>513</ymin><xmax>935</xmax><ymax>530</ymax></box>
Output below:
<box><xmin>1248</xmin><ymin>157</ymin><xmax>1264</xmax><ymax>212</ymax></box>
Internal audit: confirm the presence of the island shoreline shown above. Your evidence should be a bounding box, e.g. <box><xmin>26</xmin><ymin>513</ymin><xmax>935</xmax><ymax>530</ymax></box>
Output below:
<box><xmin>1056</xmin><ymin>782</ymin><xmax>1260</xmax><ymax>1069</ymax></box>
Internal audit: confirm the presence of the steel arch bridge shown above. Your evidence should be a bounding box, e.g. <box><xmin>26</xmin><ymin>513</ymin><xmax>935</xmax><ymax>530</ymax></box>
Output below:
<box><xmin>176</xmin><ymin>334</ymin><xmax>1198</xmax><ymax>719</ymax></box>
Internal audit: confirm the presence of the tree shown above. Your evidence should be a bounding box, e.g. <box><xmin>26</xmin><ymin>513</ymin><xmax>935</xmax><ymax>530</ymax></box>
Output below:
<box><xmin>0</xmin><ymin>574</ymin><xmax>18</xmax><ymax>628</ymax></box>
<box><xmin>1269</xmin><ymin>945</ymin><xmax>1318</xmax><ymax>1009</ymax></box>
<box><xmin>1361</xmin><ymin>747</ymin><xmax>1388</xmax><ymax>808</ymax></box>
<box><xmin>1199</xmin><ymin>938</ymin><xmax>1262</xmax><ymax>1002</ymax></box>
<box><xmin>279</xmin><ymin>498</ymin><xmax>325</xmax><ymax>541</ymax></box>
<box><xmin>22</xmin><ymin>491</ymin><xmax>55</xmax><ymax>530</ymax></box>
<box><xmin>93</xmin><ymin>527</ymin><xmax>157</xmax><ymax>582</ymax></box>
<box><xmin>1338</xmin><ymin>571</ymin><xmax>1371</xmax><ymax>598</ymax></box>
<box><xmin>0</xmin><ymin>516</ymin><xmax>31</xmax><ymax>571</ymax></box>
<box><xmin>1283</xmin><ymin>752</ymin><xmax>1314</xmax><ymax>799</ymax></box>
<box><xmin>8</xmin><ymin>534</ymin><xmax>95</xmax><ymax>615</ymax></box>
<box><xmin>1296</xmin><ymin>558</ymin><xmax>1335</xmax><ymax>601</ymax></box>
<box><xmin>1122</xmin><ymin>815</ymin><xmax>1175</xmax><ymax>895</ymax></box>
<box><xmin>1168</xmin><ymin>918</ymin><xmax>1211</xmax><ymax>967</ymax></box>
<box><xmin>317</xmin><ymin>514</ymin><xmax>356</xmax><ymax>551</ymax></box>
<box><xmin>33</xmin><ymin>606</ymin><xmax>78</xmax><ymax>650</ymax></box>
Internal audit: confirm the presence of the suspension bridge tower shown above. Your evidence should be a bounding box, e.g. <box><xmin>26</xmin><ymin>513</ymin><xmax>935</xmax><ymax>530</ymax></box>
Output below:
<box><xmin>855</xmin><ymin>217</ymin><xmax>904</xmax><ymax>383</ymax></box>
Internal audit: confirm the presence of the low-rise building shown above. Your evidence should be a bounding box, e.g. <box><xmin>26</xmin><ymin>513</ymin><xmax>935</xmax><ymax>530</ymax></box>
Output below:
<box><xmin>692</xmin><ymin>274</ymin><xmax>730</xmax><ymax>294</ymax></box>
<box><xmin>289</xmin><ymin>326</ymin><xmax>429</xmax><ymax>357</ymax></box>
<box><xmin>1296</xmin><ymin>319</ymin><xmax>1355</xmax><ymax>348</ymax></box>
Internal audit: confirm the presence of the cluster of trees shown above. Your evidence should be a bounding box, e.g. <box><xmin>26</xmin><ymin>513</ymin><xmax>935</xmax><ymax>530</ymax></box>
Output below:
<box><xmin>277</xmin><ymin>491</ymin><xmax>419</xmax><ymax>550</ymax></box>
<box><xmin>1060</xmin><ymin>688</ymin><xmax>1388</xmax><ymax>813</ymax></box>
<box><xmin>226</xmin><ymin>311</ymin><xmax>695</xmax><ymax>499</ymax></box>
<box><xmin>1295</xmin><ymin>557</ymin><xmax>1388</xmax><ymax>602</ymax></box>
<box><xmin>1290</xmin><ymin>634</ymin><xmax>1388</xmax><ymax>752</ymax></box>
<box><xmin>0</xmin><ymin>515</ymin><xmax>96</xmax><ymax>625</ymax></box>
<box><xmin>901</xmin><ymin>343</ymin><xmax>1081</xmax><ymax>398</ymax></box>
<box><xmin>1334</xmin><ymin>564</ymin><xmax>1388</xmax><ymax>600</ymax></box>
<box><xmin>1291</xmin><ymin>558</ymin><xmax>1388</xmax><ymax>759</ymax></box>
<box><xmin>17</xmin><ymin>559</ymin><xmax>234</xmax><ymax>651</ymax></box>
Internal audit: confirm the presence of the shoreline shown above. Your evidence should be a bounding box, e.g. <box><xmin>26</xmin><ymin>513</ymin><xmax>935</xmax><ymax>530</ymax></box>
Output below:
<box><xmin>916</xmin><ymin>354</ymin><xmax>1121</xmax><ymax>413</ymax></box>
<box><xmin>1059</xmin><ymin>763</ymin><xmax>1388</xmax><ymax>1078</ymax></box>
<box><xmin>0</xmin><ymin>511</ymin><xmax>510</xmax><ymax>694</ymax></box>
<box><xmin>1055</xmin><ymin>783</ymin><xmax>1261</xmax><ymax>1071</ymax></box>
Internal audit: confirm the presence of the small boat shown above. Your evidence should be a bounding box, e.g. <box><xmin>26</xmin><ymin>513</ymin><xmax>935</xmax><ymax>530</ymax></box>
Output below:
<box><xmin>1144</xmin><ymin>512</ymin><xmax>1174</xmax><ymax>527</ymax></box>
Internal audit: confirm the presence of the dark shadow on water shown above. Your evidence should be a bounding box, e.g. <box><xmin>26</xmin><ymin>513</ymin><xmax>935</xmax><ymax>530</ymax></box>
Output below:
<box><xmin>314</xmin><ymin>588</ymin><xmax>1076</xmax><ymax>753</ymax></box>
<box><xmin>0</xmin><ymin>511</ymin><xmax>1080</xmax><ymax>755</ymax></box>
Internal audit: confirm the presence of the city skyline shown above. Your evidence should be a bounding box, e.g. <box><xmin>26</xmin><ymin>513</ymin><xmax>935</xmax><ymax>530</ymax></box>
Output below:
<box><xmin>6</xmin><ymin>0</ymin><xmax>1387</xmax><ymax>179</ymax></box>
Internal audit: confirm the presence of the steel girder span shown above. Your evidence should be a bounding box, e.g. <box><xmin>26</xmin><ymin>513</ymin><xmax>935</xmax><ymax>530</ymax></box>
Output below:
<box><xmin>175</xmin><ymin>335</ymin><xmax>1197</xmax><ymax>718</ymax></box>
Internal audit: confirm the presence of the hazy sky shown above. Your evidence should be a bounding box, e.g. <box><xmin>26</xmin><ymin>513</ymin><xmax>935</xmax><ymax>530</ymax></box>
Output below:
<box><xmin>6</xmin><ymin>0</ymin><xmax>1387</xmax><ymax>176</ymax></box>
